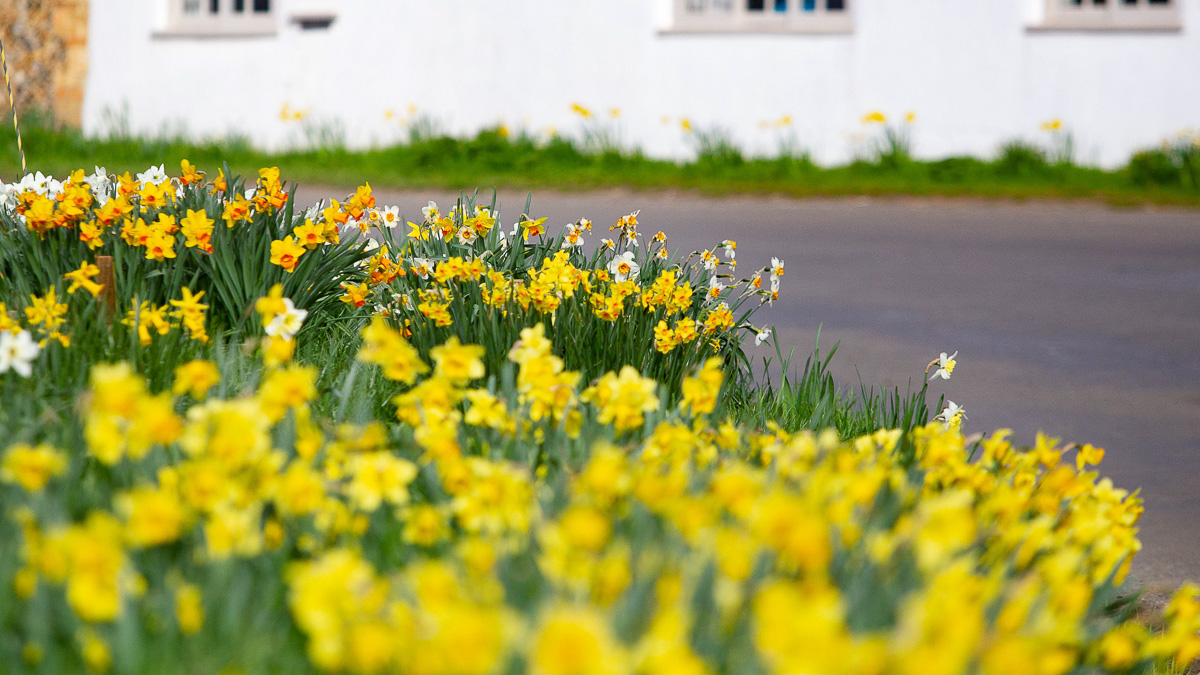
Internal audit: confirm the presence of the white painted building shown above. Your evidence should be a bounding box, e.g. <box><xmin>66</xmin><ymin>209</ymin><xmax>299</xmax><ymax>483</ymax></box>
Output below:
<box><xmin>82</xmin><ymin>0</ymin><xmax>1199</xmax><ymax>167</ymax></box>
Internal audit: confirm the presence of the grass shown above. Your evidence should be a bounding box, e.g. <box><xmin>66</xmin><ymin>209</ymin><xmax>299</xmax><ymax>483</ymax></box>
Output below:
<box><xmin>733</xmin><ymin>335</ymin><xmax>937</xmax><ymax>439</ymax></box>
<box><xmin>3</xmin><ymin>115</ymin><xmax>1199</xmax><ymax>208</ymax></box>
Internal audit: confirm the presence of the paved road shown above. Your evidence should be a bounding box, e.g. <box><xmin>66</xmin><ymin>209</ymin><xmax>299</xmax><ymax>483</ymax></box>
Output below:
<box><xmin>297</xmin><ymin>185</ymin><xmax>1200</xmax><ymax>589</ymax></box>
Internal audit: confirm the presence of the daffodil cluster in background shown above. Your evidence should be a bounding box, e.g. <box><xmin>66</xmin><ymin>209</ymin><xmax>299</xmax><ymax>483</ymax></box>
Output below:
<box><xmin>0</xmin><ymin>162</ymin><xmax>1195</xmax><ymax>675</ymax></box>
<box><xmin>0</xmin><ymin>162</ymin><xmax>775</xmax><ymax>388</ymax></box>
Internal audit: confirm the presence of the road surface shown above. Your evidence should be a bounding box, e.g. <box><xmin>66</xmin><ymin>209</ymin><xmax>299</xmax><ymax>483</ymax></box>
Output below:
<box><xmin>296</xmin><ymin>185</ymin><xmax>1200</xmax><ymax>590</ymax></box>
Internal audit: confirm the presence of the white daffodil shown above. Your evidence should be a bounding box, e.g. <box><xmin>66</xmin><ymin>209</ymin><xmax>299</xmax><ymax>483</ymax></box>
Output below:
<box><xmin>601</xmin><ymin>238</ymin><xmax>615</xmax><ymax>251</ymax></box>
<box><xmin>722</xmin><ymin>239</ymin><xmax>737</xmax><ymax>260</ymax></box>
<box><xmin>422</xmin><ymin>201</ymin><xmax>439</xmax><ymax>224</ymax></box>
<box><xmin>410</xmin><ymin>258</ymin><xmax>433</xmax><ymax>279</ymax></box>
<box><xmin>929</xmin><ymin>351</ymin><xmax>958</xmax><ymax>381</ymax></box>
<box><xmin>16</xmin><ymin>172</ymin><xmax>44</xmax><ymax>195</ymax></box>
<box><xmin>265</xmin><ymin>299</ymin><xmax>308</xmax><ymax>341</ymax></box>
<box><xmin>935</xmin><ymin>401</ymin><xmax>968</xmax><ymax>429</ymax></box>
<box><xmin>608</xmin><ymin>251</ymin><xmax>640</xmax><ymax>282</ymax></box>
<box><xmin>771</xmin><ymin>257</ymin><xmax>785</xmax><ymax>280</ymax></box>
<box><xmin>457</xmin><ymin>226</ymin><xmax>478</xmax><ymax>245</ymax></box>
<box><xmin>656</xmin><ymin>248</ymin><xmax>668</xmax><ymax>260</ymax></box>
<box><xmin>577</xmin><ymin>217</ymin><xmax>592</xmax><ymax>231</ymax></box>
<box><xmin>86</xmin><ymin>166</ymin><xmax>110</xmax><ymax>192</ymax></box>
<box><xmin>138</xmin><ymin>164</ymin><xmax>168</xmax><ymax>185</ymax></box>
<box><xmin>708</xmin><ymin>276</ymin><xmax>725</xmax><ymax>300</ymax></box>
<box><xmin>701</xmin><ymin>250</ymin><xmax>718</xmax><ymax>271</ymax></box>
<box><xmin>561</xmin><ymin>225</ymin><xmax>584</xmax><ymax>250</ymax></box>
<box><xmin>0</xmin><ymin>330</ymin><xmax>41</xmax><ymax>378</ymax></box>
<box><xmin>20</xmin><ymin>171</ymin><xmax>59</xmax><ymax>197</ymax></box>
<box><xmin>392</xmin><ymin>293</ymin><xmax>415</xmax><ymax>311</ymax></box>
<box><xmin>380</xmin><ymin>206</ymin><xmax>401</xmax><ymax>229</ymax></box>
<box><xmin>755</xmin><ymin>328</ymin><xmax>772</xmax><ymax>346</ymax></box>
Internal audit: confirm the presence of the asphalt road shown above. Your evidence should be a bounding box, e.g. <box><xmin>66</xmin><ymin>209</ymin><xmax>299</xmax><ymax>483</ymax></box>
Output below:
<box><xmin>296</xmin><ymin>185</ymin><xmax>1200</xmax><ymax>590</ymax></box>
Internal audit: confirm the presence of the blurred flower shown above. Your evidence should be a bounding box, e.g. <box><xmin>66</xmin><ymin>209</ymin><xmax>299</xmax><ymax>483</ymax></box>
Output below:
<box><xmin>935</xmin><ymin>401</ymin><xmax>967</xmax><ymax>430</ymax></box>
<box><xmin>0</xmin><ymin>330</ymin><xmax>40</xmax><ymax>377</ymax></box>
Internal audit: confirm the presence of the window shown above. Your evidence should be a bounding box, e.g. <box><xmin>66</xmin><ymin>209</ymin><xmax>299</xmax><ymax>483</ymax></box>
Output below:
<box><xmin>667</xmin><ymin>0</ymin><xmax>852</xmax><ymax>34</ymax></box>
<box><xmin>1039</xmin><ymin>0</ymin><xmax>1181</xmax><ymax>30</ymax></box>
<box><xmin>157</xmin><ymin>0</ymin><xmax>276</xmax><ymax>37</ymax></box>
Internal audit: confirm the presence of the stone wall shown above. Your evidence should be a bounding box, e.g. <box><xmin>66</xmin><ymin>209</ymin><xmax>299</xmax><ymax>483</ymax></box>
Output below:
<box><xmin>1</xmin><ymin>0</ymin><xmax>89</xmax><ymax>127</ymax></box>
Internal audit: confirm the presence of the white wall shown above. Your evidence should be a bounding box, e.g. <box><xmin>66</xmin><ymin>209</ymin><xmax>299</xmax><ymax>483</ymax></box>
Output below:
<box><xmin>82</xmin><ymin>0</ymin><xmax>1200</xmax><ymax>167</ymax></box>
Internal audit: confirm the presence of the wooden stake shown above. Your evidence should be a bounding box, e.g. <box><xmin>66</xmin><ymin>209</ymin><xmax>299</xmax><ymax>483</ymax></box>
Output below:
<box><xmin>96</xmin><ymin>255</ymin><xmax>116</xmax><ymax>321</ymax></box>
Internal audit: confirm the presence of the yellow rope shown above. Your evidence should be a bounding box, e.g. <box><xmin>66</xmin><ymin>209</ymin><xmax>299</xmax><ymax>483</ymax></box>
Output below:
<box><xmin>0</xmin><ymin>35</ymin><xmax>27</xmax><ymax>175</ymax></box>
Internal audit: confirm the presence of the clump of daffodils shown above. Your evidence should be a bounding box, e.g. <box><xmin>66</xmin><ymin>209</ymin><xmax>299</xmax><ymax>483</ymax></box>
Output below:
<box><xmin>1</xmin><ymin>162</ymin><xmax>787</xmax><ymax>393</ymax></box>
<box><xmin>0</xmin><ymin>312</ymin><xmax>1188</xmax><ymax>675</ymax></box>
<box><xmin>0</xmin><ymin>165</ymin><xmax>1190</xmax><ymax>674</ymax></box>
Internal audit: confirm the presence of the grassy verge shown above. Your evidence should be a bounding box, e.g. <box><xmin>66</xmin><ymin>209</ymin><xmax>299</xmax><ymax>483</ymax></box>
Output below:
<box><xmin>3</xmin><ymin>119</ymin><xmax>1199</xmax><ymax>208</ymax></box>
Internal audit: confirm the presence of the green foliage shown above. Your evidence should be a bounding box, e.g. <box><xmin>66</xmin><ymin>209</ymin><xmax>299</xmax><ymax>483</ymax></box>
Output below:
<box><xmin>684</xmin><ymin>125</ymin><xmax>745</xmax><ymax>167</ymax></box>
<box><xmin>1127</xmin><ymin>150</ymin><xmax>1183</xmax><ymax>188</ymax></box>
<box><xmin>996</xmin><ymin>141</ymin><xmax>1050</xmax><ymax>178</ymax></box>
<box><xmin>2</xmin><ymin>118</ymin><xmax>1199</xmax><ymax>207</ymax></box>
<box><xmin>731</xmin><ymin>333</ymin><xmax>937</xmax><ymax>439</ymax></box>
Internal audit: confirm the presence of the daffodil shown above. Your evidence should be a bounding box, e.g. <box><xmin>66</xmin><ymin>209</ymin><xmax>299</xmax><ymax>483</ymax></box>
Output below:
<box><xmin>63</xmin><ymin>261</ymin><xmax>104</xmax><ymax>297</ymax></box>
<box><xmin>707</xmin><ymin>276</ymin><xmax>726</xmax><ymax>302</ymax></box>
<box><xmin>270</xmin><ymin>236</ymin><xmax>306</xmax><ymax>273</ymax></box>
<box><xmin>0</xmin><ymin>330</ymin><xmax>40</xmax><ymax>377</ymax></box>
<box><xmin>935</xmin><ymin>401</ymin><xmax>967</xmax><ymax>430</ymax></box>
<box><xmin>430</xmin><ymin>337</ymin><xmax>486</xmax><ymax>385</ymax></box>
<box><xmin>421</xmin><ymin>200</ymin><xmax>439</xmax><ymax>223</ymax></box>
<box><xmin>929</xmin><ymin>351</ymin><xmax>958</xmax><ymax>381</ymax></box>
<box><xmin>608</xmin><ymin>251</ymin><xmax>640</xmax><ymax>283</ymax></box>
<box><xmin>1</xmin><ymin>443</ymin><xmax>67</xmax><ymax>491</ymax></box>
<box><xmin>137</xmin><ymin>164</ymin><xmax>168</xmax><ymax>185</ymax></box>
<box><xmin>862</xmin><ymin>111</ymin><xmax>887</xmax><ymax>125</ymax></box>
<box><xmin>380</xmin><ymin>205</ymin><xmax>400</xmax><ymax>228</ymax></box>
<box><xmin>265</xmin><ymin>298</ymin><xmax>308</xmax><ymax>341</ymax></box>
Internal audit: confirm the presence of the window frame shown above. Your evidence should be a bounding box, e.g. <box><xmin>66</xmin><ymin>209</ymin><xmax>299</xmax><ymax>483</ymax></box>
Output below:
<box><xmin>1036</xmin><ymin>0</ymin><xmax>1181</xmax><ymax>31</ymax></box>
<box><xmin>155</xmin><ymin>0</ymin><xmax>277</xmax><ymax>38</ymax></box>
<box><xmin>664</xmin><ymin>0</ymin><xmax>853</xmax><ymax>35</ymax></box>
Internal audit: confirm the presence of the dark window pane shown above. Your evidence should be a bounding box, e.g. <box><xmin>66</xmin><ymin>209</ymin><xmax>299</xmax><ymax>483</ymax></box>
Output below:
<box><xmin>803</xmin><ymin>0</ymin><xmax>815</xmax><ymax>8</ymax></box>
<box><xmin>774</xmin><ymin>0</ymin><xmax>786</xmax><ymax>10</ymax></box>
<box><xmin>748</xmin><ymin>0</ymin><xmax>765</xmax><ymax>10</ymax></box>
<box><xmin>253</xmin><ymin>0</ymin><xmax>270</xmax><ymax>11</ymax></box>
<box><xmin>233</xmin><ymin>0</ymin><xmax>244</xmax><ymax>11</ymax></box>
<box><xmin>209</xmin><ymin>0</ymin><xmax>219</xmax><ymax>13</ymax></box>
<box><xmin>827</xmin><ymin>0</ymin><xmax>844</xmax><ymax>9</ymax></box>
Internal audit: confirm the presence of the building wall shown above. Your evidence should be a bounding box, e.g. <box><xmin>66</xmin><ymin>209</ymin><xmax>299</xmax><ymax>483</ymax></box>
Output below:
<box><xmin>82</xmin><ymin>0</ymin><xmax>1200</xmax><ymax>167</ymax></box>
<box><xmin>2</xmin><ymin>0</ymin><xmax>90</xmax><ymax>126</ymax></box>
